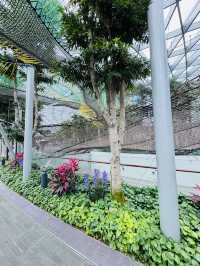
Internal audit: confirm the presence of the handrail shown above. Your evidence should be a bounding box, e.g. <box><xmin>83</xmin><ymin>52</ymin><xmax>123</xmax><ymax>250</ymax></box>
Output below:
<box><xmin>62</xmin><ymin>157</ymin><xmax>200</xmax><ymax>175</ymax></box>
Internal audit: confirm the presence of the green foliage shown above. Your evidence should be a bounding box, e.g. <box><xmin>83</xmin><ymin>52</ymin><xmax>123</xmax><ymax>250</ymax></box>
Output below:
<box><xmin>82</xmin><ymin>170</ymin><xmax>110</xmax><ymax>201</ymax></box>
<box><xmin>35</xmin><ymin>65</ymin><xmax>54</xmax><ymax>90</ymax></box>
<box><xmin>61</xmin><ymin>0</ymin><xmax>150</xmax><ymax>96</ymax></box>
<box><xmin>32</xmin><ymin>162</ymin><xmax>40</xmax><ymax>170</ymax></box>
<box><xmin>0</xmin><ymin>166</ymin><xmax>200</xmax><ymax>266</ymax></box>
<box><xmin>62</xmin><ymin>0</ymin><xmax>150</xmax><ymax>46</ymax></box>
<box><xmin>123</xmin><ymin>184</ymin><xmax>196</xmax><ymax>212</ymax></box>
<box><xmin>60</xmin><ymin>114</ymin><xmax>97</xmax><ymax>132</ymax></box>
<box><xmin>0</xmin><ymin>57</ymin><xmax>17</xmax><ymax>80</ymax></box>
<box><xmin>6</xmin><ymin>125</ymin><xmax>24</xmax><ymax>142</ymax></box>
<box><xmin>87</xmin><ymin>177</ymin><xmax>107</xmax><ymax>202</ymax></box>
<box><xmin>192</xmin><ymin>149</ymin><xmax>200</xmax><ymax>155</ymax></box>
<box><xmin>123</xmin><ymin>184</ymin><xmax>159</xmax><ymax>210</ymax></box>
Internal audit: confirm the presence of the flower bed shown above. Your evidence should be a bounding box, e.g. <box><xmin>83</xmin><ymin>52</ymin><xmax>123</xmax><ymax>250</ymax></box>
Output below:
<box><xmin>0</xmin><ymin>165</ymin><xmax>200</xmax><ymax>266</ymax></box>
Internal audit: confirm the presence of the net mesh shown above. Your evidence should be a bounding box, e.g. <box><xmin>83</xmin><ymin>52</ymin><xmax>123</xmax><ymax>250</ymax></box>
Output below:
<box><xmin>0</xmin><ymin>0</ymin><xmax>71</xmax><ymax>66</ymax></box>
<box><xmin>32</xmin><ymin>78</ymin><xmax>200</xmax><ymax>159</ymax></box>
<box><xmin>1</xmin><ymin>0</ymin><xmax>200</xmax><ymax>160</ymax></box>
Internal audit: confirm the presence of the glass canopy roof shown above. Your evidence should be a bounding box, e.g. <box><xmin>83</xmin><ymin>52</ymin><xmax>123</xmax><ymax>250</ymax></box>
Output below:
<box><xmin>0</xmin><ymin>0</ymin><xmax>200</xmax><ymax>92</ymax></box>
<box><xmin>134</xmin><ymin>0</ymin><xmax>200</xmax><ymax>82</ymax></box>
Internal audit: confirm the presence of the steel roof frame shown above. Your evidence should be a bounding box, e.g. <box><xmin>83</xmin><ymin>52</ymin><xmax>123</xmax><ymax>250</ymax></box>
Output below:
<box><xmin>1</xmin><ymin>0</ymin><xmax>200</xmax><ymax>82</ymax></box>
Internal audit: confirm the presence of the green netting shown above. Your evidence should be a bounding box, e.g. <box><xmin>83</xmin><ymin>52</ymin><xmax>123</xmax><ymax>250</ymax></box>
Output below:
<box><xmin>0</xmin><ymin>0</ymin><xmax>88</xmax><ymax>109</ymax></box>
<box><xmin>0</xmin><ymin>0</ymin><xmax>71</xmax><ymax>66</ymax></box>
<box><xmin>30</xmin><ymin>0</ymin><xmax>63</xmax><ymax>38</ymax></box>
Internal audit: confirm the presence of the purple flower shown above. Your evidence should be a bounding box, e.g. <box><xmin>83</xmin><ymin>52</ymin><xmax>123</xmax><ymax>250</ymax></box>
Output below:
<box><xmin>102</xmin><ymin>171</ymin><xmax>108</xmax><ymax>185</ymax></box>
<box><xmin>93</xmin><ymin>169</ymin><xmax>100</xmax><ymax>186</ymax></box>
<box><xmin>18</xmin><ymin>159</ymin><xmax>23</xmax><ymax>167</ymax></box>
<box><xmin>83</xmin><ymin>174</ymin><xmax>89</xmax><ymax>188</ymax></box>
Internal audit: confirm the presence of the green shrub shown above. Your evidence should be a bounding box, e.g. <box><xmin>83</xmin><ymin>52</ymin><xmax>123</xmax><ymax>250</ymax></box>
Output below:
<box><xmin>82</xmin><ymin>170</ymin><xmax>109</xmax><ymax>202</ymax></box>
<box><xmin>0</xmin><ymin>166</ymin><xmax>200</xmax><ymax>266</ymax></box>
<box><xmin>49</xmin><ymin>159</ymin><xmax>79</xmax><ymax>195</ymax></box>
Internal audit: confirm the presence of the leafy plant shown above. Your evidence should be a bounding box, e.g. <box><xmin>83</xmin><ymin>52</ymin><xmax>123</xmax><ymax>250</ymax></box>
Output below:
<box><xmin>49</xmin><ymin>159</ymin><xmax>79</xmax><ymax>196</ymax></box>
<box><xmin>7</xmin><ymin>126</ymin><xmax>24</xmax><ymax>143</ymax></box>
<box><xmin>83</xmin><ymin>170</ymin><xmax>109</xmax><ymax>201</ymax></box>
<box><xmin>191</xmin><ymin>185</ymin><xmax>200</xmax><ymax>210</ymax></box>
<box><xmin>9</xmin><ymin>152</ymin><xmax>23</xmax><ymax>169</ymax></box>
<box><xmin>32</xmin><ymin>162</ymin><xmax>40</xmax><ymax>170</ymax></box>
<box><xmin>16</xmin><ymin>152</ymin><xmax>23</xmax><ymax>166</ymax></box>
<box><xmin>123</xmin><ymin>184</ymin><xmax>159</xmax><ymax>211</ymax></box>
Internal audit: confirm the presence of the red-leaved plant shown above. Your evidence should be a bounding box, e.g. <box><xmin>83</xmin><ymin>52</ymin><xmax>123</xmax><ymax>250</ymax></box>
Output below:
<box><xmin>10</xmin><ymin>152</ymin><xmax>24</xmax><ymax>168</ymax></box>
<box><xmin>49</xmin><ymin>159</ymin><xmax>79</xmax><ymax>196</ymax></box>
<box><xmin>191</xmin><ymin>185</ymin><xmax>200</xmax><ymax>209</ymax></box>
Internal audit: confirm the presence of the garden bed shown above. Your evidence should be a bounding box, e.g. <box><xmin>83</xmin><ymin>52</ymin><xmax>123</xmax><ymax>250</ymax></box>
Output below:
<box><xmin>0</xmin><ymin>165</ymin><xmax>200</xmax><ymax>266</ymax></box>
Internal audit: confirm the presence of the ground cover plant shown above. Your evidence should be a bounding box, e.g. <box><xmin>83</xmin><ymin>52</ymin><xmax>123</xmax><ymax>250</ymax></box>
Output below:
<box><xmin>0</xmin><ymin>165</ymin><xmax>200</xmax><ymax>265</ymax></box>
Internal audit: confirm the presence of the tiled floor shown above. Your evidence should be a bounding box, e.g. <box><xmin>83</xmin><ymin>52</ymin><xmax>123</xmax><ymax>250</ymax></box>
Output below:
<box><xmin>0</xmin><ymin>183</ymin><xmax>140</xmax><ymax>266</ymax></box>
<box><xmin>0</xmin><ymin>193</ymin><xmax>94</xmax><ymax>266</ymax></box>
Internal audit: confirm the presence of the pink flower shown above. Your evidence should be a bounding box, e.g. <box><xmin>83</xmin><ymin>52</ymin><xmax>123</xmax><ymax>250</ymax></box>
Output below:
<box><xmin>193</xmin><ymin>185</ymin><xmax>200</xmax><ymax>190</ymax></box>
<box><xmin>54</xmin><ymin>159</ymin><xmax>79</xmax><ymax>181</ymax></box>
<box><xmin>16</xmin><ymin>152</ymin><xmax>23</xmax><ymax>160</ymax></box>
<box><xmin>68</xmin><ymin>158</ymin><xmax>79</xmax><ymax>173</ymax></box>
<box><xmin>191</xmin><ymin>195</ymin><xmax>200</xmax><ymax>201</ymax></box>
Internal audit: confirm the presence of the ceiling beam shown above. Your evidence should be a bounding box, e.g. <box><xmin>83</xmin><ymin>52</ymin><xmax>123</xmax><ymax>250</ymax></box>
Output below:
<box><xmin>168</xmin><ymin>1</ymin><xmax>200</xmax><ymax>57</ymax></box>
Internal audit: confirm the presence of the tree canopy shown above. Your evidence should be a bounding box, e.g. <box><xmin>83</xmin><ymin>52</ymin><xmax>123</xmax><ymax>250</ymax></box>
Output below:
<box><xmin>60</xmin><ymin>0</ymin><xmax>150</xmax><ymax>105</ymax></box>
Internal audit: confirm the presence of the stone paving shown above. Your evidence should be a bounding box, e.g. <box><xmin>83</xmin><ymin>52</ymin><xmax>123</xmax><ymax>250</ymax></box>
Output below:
<box><xmin>0</xmin><ymin>192</ymin><xmax>94</xmax><ymax>266</ymax></box>
<box><xmin>0</xmin><ymin>183</ymin><xmax>140</xmax><ymax>266</ymax></box>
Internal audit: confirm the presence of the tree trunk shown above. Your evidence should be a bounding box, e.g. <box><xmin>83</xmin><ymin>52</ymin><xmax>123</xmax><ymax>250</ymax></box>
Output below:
<box><xmin>33</xmin><ymin>93</ymin><xmax>39</xmax><ymax>134</ymax></box>
<box><xmin>119</xmin><ymin>82</ymin><xmax>126</xmax><ymax>146</ymax></box>
<box><xmin>13</xmin><ymin>79</ymin><xmax>20</xmax><ymax>127</ymax></box>
<box><xmin>17</xmin><ymin>108</ymin><xmax>23</xmax><ymax>152</ymax></box>
<box><xmin>0</xmin><ymin>123</ymin><xmax>15</xmax><ymax>160</ymax></box>
<box><xmin>13</xmin><ymin>78</ymin><xmax>23</xmax><ymax>152</ymax></box>
<box><xmin>108</xmin><ymin>88</ymin><xmax>124</xmax><ymax>201</ymax></box>
<box><xmin>109</xmin><ymin>124</ymin><xmax>123</xmax><ymax>199</ymax></box>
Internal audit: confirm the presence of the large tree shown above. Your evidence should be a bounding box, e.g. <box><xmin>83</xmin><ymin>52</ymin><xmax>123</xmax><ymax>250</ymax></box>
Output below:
<box><xmin>60</xmin><ymin>0</ymin><xmax>150</xmax><ymax>200</ymax></box>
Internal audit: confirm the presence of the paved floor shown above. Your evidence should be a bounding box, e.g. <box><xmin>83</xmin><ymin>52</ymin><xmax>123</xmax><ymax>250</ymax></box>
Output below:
<box><xmin>0</xmin><ymin>192</ymin><xmax>94</xmax><ymax>266</ymax></box>
<box><xmin>0</xmin><ymin>183</ymin><xmax>140</xmax><ymax>266</ymax></box>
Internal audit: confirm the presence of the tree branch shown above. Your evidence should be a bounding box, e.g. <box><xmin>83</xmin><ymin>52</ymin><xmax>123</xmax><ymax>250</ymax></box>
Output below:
<box><xmin>89</xmin><ymin>54</ymin><xmax>100</xmax><ymax>99</ymax></box>
<box><xmin>33</xmin><ymin>93</ymin><xmax>39</xmax><ymax>136</ymax></box>
<box><xmin>82</xmin><ymin>90</ymin><xmax>109</xmax><ymax>124</ymax></box>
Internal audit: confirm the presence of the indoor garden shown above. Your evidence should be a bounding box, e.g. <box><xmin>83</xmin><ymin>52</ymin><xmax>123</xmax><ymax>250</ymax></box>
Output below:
<box><xmin>0</xmin><ymin>0</ymin><xmax>200</xmax><ymax>265</ymax></box>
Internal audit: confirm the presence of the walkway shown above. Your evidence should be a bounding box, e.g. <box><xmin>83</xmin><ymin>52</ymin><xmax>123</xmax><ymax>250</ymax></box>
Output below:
<box><xmin>0</xmin><ymin>183</ymin><xmax>139</xmax><ymax>266</ymax></box>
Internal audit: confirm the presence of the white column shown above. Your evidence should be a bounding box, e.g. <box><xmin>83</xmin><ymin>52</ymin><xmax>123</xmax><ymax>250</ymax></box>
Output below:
<box><xmin>148</xmin><ymin>0</ymin><xmax>180</xmax><ymax>241</ymax></box>
<box><xmin>23</xmin><ymin>66</ymin><xmax>35</xmax><ymax>181</ymax></box>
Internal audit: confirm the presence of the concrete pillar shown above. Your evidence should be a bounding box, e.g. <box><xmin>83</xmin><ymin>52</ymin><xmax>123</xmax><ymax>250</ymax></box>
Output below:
<box><xmin>148</xmin><ymin>0</ymin><xmax>180</xmax><ymax>241</ymax></box>
<box><xmin>23</xmin><ymin>66</ymin><xmax>35</xmax><ymax>181</ymax></box>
